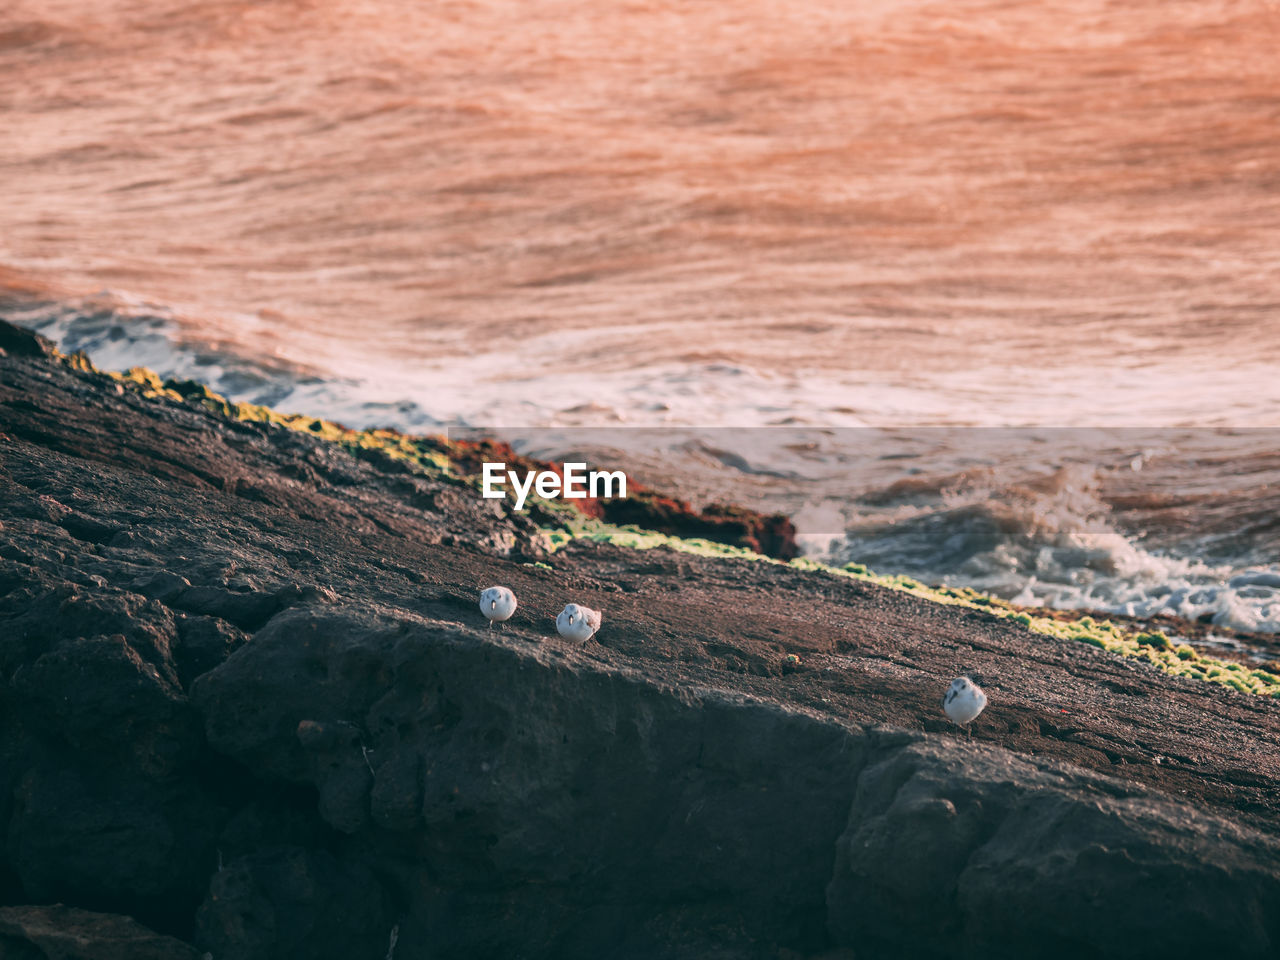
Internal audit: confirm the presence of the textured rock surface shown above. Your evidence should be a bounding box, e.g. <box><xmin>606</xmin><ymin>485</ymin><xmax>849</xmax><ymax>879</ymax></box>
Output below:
<box><xmin>3</xmin><ymin>323</ymin><xmax>1280</xmax><ymax>958</ymax></box>
<box><xmin>442</xmin><ymin>437</ymin><xmax>799</xmax><ymax>558</ymax></box>
<box><xmin>0</xmin><ymin>905</ymin><xmax>202</xmax><ymax>960</ymax></box>
<box><xmin>828</xmin><ymin>738</ymin><xmax>1280</xmax><ymax>959</ymax></box>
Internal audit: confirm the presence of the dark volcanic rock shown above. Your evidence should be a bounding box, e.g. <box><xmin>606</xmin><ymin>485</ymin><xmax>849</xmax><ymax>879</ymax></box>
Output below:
<box><xmin>195</xmin><ymin>847</ymin><xmax>394</xmax><ymax>960</ymax></box>
<box><xmin>3</xmin><ymin>323</ymin><xmax>1280</xmax><ymax>959</ymax></box>
<box><xmin>191</xmin><ymin>605</ymin><xmax>864</xmax><ymax>955</ymax></box>
<box><xmin>828</xmin><ymin>738</ymin><xmax>1280</xmax><ymax>959</ymax></box>
<box><xmin>0</xmin><ymin>904</ymin><xmax>202</xmax><ymax>960</ymax></box>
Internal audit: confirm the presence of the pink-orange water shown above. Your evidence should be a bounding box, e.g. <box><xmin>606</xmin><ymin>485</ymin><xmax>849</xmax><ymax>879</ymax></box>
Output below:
<box><xmin>4</xmin><ymin>0</ymin><xmax>1280</xmax><ymax>426</ymax></box>
<box><xmin>5</xmin><ymin>0</ymin><xmax>1280</xmax><ymax>635</ymax></box>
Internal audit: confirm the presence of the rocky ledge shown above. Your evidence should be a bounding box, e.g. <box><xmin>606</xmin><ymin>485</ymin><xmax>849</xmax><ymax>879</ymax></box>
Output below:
<box><xmin>2</xmin><ymin>320</ymin><xmax>1280</xmax><ymax>960</ymax></box>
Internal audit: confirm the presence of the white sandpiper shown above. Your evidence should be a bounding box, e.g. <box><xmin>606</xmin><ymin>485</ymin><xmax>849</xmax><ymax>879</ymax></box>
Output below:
<box><xmin>942</xmin><ymin>676</ymin><xmax>987</xmax><ymax>734</ymax></box>
<box><xmin>479</xmin><ymin>586</ymin><xmax>517</xmax><ymax>629</ymax></box>
<box><xmin>556</xmin><ymin>603</ymin><xmax>602</xmax><ymax>644</ymax></box>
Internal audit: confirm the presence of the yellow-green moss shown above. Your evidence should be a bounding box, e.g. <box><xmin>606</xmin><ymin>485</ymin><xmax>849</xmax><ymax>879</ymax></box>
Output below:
<box><xmin>111</xmin><ymin>364</ymin><xmax>462</xmax><ymax>484</ymax></box>
<box><xmin>77</xmin><ymin>353</ymin><xmax>1280</xmax><ymax>700</ymax></box>
<box><xmin>1136</xmin><ymin>631</ymin><xmax>1173</xmax><ymax>651</ymax></box>
<box><xmin>542</xmin><ymin>515</ymin><xmax>1280</xmax><ymax>698</ymax></box>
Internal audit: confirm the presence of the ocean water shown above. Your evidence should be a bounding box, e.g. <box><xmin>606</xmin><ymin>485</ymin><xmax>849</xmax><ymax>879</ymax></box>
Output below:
<box><xmin>3</xmin><ymin>0</ymin><xmax>1279</xmax><ymax>642</ymax></box>
<box><xmin>11</xmin><ymin>294</ymin><xmax>1280</xmax><ymax>647</ymax></box>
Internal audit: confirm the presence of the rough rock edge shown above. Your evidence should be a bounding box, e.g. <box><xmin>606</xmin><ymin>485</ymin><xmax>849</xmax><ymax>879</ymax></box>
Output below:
<box><xmin>6</xmin><ymin>316</ymin><xmax>1273</xmax><ymax>697</ymax></box>
<box><xmin>0</xmin><ymin>904</ymin><xmax>203</xmax><ymax>960</ymax></box>
<box><xmin>2</xmin><ymin>323</ymin><xmax>1280</xmax><ymax>959</ymax></box>
<box><xmin>191</xmin><ymin>603</ymin><xmax>1280</xmax><ymax>959</ymax></box>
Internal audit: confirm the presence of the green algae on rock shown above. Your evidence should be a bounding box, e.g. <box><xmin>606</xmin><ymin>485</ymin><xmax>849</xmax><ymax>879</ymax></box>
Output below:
<box><xmin>110</xmin><ymin>364</ymin><xmax>798</xmax><ymax>557</ymax></box>
<box><xmin>547</xmin><ymin>515</ymin><xmax>1280</xmax><ymax>700</ymax></box>
<box><xmin>34</xmin><ymin>332</ymin><xmax>1280</xmax><ymax>701</ymax></box>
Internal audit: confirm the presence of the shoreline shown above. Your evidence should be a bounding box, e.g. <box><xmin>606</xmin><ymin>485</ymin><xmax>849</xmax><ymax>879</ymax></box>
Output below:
<box><xmin>32</xmin><ymin>317</ymin><xmax>1280</xmax><ymax>699</ymax></box>
<box><xmin>3</xmin><ymin>318</ymin><xmax>1280</xmax><ymax>957</ymax></box>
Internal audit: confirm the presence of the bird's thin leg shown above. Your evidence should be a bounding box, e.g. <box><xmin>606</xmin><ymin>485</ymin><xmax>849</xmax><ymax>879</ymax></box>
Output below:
<box><xmin>488</xmin><ymin>621</ymin><xmax>494</xmax><ymax>631</ymax></box>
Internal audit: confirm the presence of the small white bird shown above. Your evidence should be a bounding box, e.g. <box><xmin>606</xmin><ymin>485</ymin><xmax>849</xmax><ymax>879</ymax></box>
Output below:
<box><xmin>556</xmin><ymin>603</ymin><xmax>602</xmax><ymax>644</ymax></box>
<box><xmin>479</xmin><ymin>586</ymin><xmax>517</xmax><ymax>629</ymax></box>
<box><xmin>943</xmin><ymin>676</ymin><xmax>988</xmax><ymax>734</ymax></box>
